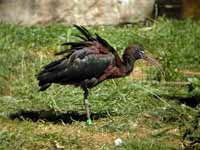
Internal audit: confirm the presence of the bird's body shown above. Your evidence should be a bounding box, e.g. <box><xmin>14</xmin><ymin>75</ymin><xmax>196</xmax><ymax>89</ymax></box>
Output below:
<box><xmin>38</xmin><ymin>49</ymin><xmax>115</xmax><ymax>88</ymax></box>
<box><xmin>37</xmin><ymin>25</ymin><xmax>160</xmax><ymax>124</ymax></box>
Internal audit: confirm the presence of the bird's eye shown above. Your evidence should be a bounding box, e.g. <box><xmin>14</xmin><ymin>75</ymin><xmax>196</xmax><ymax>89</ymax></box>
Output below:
<box><xmin>138</xmin><ymin>50</ymin><xmax>145</xmax><ymax>58</ymax></box>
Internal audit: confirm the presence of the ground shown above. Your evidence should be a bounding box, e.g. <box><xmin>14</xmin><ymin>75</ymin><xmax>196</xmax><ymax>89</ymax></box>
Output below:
<box><xmin>0</xmin><ymin>18</ymin><xmax>200</xmax><ymax>149</ymax></box>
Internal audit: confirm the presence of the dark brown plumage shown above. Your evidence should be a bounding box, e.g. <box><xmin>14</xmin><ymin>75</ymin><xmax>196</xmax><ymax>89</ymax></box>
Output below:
<box><xmin>37</xmin><ymin>25</ymin><xmax>160</xmax><ymax>124</ymax></box>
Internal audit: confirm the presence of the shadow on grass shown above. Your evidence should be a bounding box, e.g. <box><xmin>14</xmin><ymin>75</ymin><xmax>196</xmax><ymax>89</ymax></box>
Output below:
<box><xmin>9</xmin><ymin>110</ymin><xmax>111</xmax><ymax>124</ymax></box>
<box><xmin>177</xmin><ymin>96</ymin><xmax>200</xmax><ymax>108</ymax></box>
<box><xmin>159</xmin><ymin>95</ymin><xmax>200</xmax><ymax>108</ymax></box>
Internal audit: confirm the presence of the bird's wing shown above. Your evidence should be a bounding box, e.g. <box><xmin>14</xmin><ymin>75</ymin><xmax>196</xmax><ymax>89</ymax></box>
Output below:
<box><xmin>55</xmin><ymin>25</ymin><xmax>116</xmax><ymax>56</ymax></box>
<box><xmin>37</xmin><ymin>48</ymin><xmax>115</xmax><ymax>88</ymax></box>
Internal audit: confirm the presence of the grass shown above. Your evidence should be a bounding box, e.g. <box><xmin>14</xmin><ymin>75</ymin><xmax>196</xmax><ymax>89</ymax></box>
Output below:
<box><xmin>0</xmin><ymin>18</ymin><xmax>200</xmax><ymax>149</ymax></box>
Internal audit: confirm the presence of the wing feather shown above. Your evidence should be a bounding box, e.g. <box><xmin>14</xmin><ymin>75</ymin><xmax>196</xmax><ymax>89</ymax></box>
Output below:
<box><xmin>37</xmin><ymin>50</ymin><xmax>115</xmax><ymax>88</ymax></box>
<box><xmin>56</xmin><ymin>25</ymin><xmax>116</xmax><ymax>56</ymax></box>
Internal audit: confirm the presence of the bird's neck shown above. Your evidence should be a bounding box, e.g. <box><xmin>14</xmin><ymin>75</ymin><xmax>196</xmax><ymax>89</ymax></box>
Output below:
<box><xmin>123</xmin><ymin>57</ymin><xmax>136</xmax><ymax>75</ymax></box>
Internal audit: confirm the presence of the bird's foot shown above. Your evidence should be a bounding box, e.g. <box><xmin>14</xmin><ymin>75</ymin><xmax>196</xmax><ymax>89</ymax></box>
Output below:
<box><xmin>87</xmin><ymin>119</ymin><xmax>93</xmax><ymax>125</ymax></box>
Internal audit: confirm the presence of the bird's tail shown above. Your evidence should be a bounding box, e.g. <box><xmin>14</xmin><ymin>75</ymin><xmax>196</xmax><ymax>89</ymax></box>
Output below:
<box><xmin>38</xmin><ymin>82</ymin><xmax>51</xmax><ymax>91</ymax></box>
<box><xmin>36</xmin><ymin>58</ymin><xmax>66</xmax><ymax>91</ymax></box>
<box><xmin>37</xmin><ymin>70</ymin><xmax>53</xmax><ymax>91</ymax></box>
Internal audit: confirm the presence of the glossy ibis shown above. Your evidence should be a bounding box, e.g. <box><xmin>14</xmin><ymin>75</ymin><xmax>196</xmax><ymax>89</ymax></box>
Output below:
<box><xmin>37</xmin><ymin>25</ymin><xmax>161</xmax><ymax>124</ymax></box>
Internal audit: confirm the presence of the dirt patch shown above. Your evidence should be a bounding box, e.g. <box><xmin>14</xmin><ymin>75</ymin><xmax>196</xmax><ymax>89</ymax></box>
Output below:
<box><xmin>91</xmin><ymin>133</ymin><xmax>115</xmax><ymax>144</ymax></box>
<box><xmin>130</xmin><ymin>65</ymin><xmax>148</xmax><ymax>79</ymax></box>
<box><xmin>31</xmin><ymin>48</ymin><xmax>56</xmax><ymax>59</ymax></box>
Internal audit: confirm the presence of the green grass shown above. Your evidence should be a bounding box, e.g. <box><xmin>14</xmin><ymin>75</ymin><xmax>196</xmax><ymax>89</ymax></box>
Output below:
<box><xmin>0</xmin><ymin>18</ymin><xmax>200</xmax><ymax>149</ymax></box>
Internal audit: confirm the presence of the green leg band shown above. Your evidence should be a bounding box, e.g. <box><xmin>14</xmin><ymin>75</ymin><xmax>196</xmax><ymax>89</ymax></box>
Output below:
<box><xmin>87</xmin><ymin>119</ymin><xmax>93</xmax><ymax>125</ymax></box>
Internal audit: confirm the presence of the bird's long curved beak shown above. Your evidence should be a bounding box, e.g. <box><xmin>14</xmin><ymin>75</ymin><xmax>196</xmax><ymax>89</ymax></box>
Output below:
<box><xmin>142</xmin><ymin>54</ymin><xmax>165</xmax><ymax>78</ymax></box>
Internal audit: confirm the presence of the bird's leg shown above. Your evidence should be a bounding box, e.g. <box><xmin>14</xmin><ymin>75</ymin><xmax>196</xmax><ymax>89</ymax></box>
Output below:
<box><xmin>81</xmin><ymin>78</ymin><xmax>98</xmax><ymax>125</ymax></box>
<box><xmin>82</xmin><ymin>86</ymin><xmax>92</xmax><ymax>125</ymax></box>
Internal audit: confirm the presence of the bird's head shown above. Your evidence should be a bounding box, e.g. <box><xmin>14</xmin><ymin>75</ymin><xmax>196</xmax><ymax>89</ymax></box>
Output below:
<box><xmin>123</xmin><ymin>44</ymin><xmax>164</xmax><ymax>76</ymax></box>
<box><xmin>123</xmin><ymin>45</ymin><xmax>146</xmax><ymax>61</ymax></box>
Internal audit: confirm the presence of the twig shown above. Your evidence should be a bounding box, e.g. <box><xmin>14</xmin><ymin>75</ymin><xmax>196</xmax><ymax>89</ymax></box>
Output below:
<box><xmin>137</xmin><ymin>80</ymin><xmax>191</xmax><ymax>86</ymax></box>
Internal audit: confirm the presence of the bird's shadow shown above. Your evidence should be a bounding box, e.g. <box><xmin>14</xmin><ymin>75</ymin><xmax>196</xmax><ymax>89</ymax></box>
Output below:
<box><xmin>9</xmin><ymin>110</ymin><xmax>111</xmax><ymax>124</ymax></box>
<box><xmin>176</xmin><ymin>96</ymin><xmax>200</xmax><ymax>108</ymax></box>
